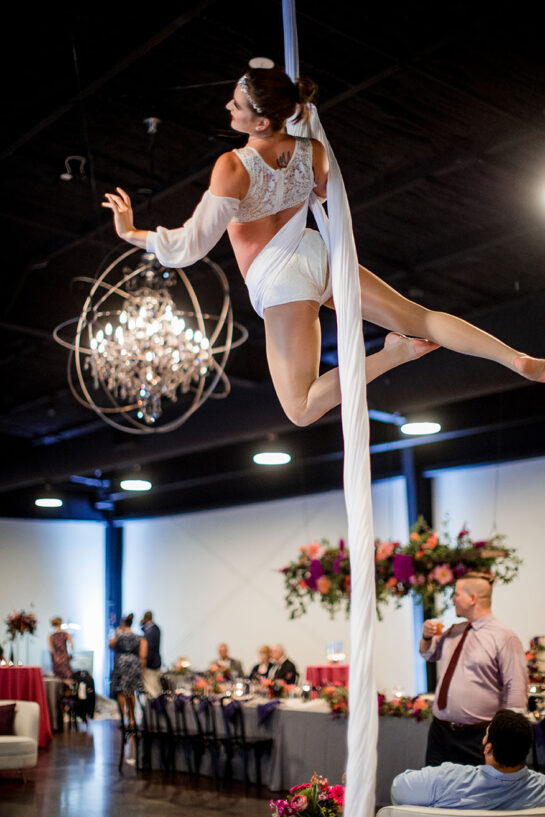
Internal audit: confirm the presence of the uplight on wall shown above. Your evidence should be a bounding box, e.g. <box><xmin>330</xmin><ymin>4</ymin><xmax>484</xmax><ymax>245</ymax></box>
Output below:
<box><xmin>253</xmin><ymin>452</ymin><xmax>291</xmax><ymax>466</ymax></box>
<box><xmin>35</xmin><ymin>497</ymin><xmax>63</xmax><ymax>508</ymax></box>
<box><xmin>400</xmin><ymin>421</ymin><xmax>441</xmax><ymax>436</ymax></box>
<box><xmin>120</xmin><ymin>478</ymin><xmax>152</xmax><ymax>491</ymax></box>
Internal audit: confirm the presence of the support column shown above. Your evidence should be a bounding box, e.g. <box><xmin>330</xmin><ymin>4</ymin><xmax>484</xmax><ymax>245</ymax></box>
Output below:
<box><xmin>104</xmin><ymin>520</ymin><xmax>123</xmax><ymax>697</ymax></box>
<box><xmin>401</xmin><ymin>449</ymin><xmax>435</xmax><ymax>692</ymax></box>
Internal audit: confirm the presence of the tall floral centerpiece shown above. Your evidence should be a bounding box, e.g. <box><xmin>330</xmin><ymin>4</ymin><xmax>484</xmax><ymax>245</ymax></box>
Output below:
<box><xmin>4</xmin><ymin>609</ymin><xmax>38</xmax><ymax>664</ymax></box>
<box><xmin>280</xmin><ymin>518</ymin><xmax>521</xmax><ymax>619</ymax></box>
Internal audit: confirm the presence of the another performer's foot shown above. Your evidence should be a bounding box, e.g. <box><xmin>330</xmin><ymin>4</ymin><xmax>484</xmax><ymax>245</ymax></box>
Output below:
<box><xmin>383</xmin><ymin>332</ymin><xmax>439</xmax><ymax>361</ymax></box>
<box><xmin>513</xmin><ymin>355</ymin><xmax>545</xmax><ymax>383</ymax></box>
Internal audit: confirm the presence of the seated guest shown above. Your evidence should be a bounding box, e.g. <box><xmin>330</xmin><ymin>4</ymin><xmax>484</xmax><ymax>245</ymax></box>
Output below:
<box><xmin>213</xmin><ymin>643</ymin><xmax>243</xmax><ymax>678</ymax></box>
<box><xmin>249</xmin><ymin>645</ymin><xmax>274</xmax><ymax>680</ymax></box>
<box><xmin>271</xmin><ymin>644</ymin><xmax>298</xmax><ymax>683</ymax></box>
<box><xmin>391</xmin><ymin>709</ymin><xmax>545</xmax><ymax>809</ymax></box>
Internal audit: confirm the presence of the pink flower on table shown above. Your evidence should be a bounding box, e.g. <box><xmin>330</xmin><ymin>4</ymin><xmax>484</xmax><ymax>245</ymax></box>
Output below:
<box><xmin>290</xmin><ymin>794</ymin><xmax>308</xmax><ymax>812</ymax></box>
<box><xmin>271</xmin><ymin>799</ymin><xmax>294</xmax><ymax>816</ymax></box>
<box><xmin>375</xmin><ymin>540</ymin><xmax>395</xmax><ymax>561</ymax></box>
<box><xmin>316</xmin><ymin>575</ymin><xmax>331</xmax><ymax>594</ymax></box>
<box><xmin>430</xmin><ymin>563</ymin><xmax>454</xmax><ymax>585</ymax></box>
<box><xmin>328</xmin><ymin>784</ymin><xmax>345</xmax><ymax>806</ymax></box>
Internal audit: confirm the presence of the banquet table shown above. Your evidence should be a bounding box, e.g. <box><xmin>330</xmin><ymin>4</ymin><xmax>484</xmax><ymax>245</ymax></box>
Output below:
<box><xmin>306</xmin><ymin>664</ymin><xmax>349</xmax><ymax>686</ymax></box>
<box><xmin>144</xmin><ymin>695</ymin><xmax>429</xmax><ymax>805</ymax></box>
<box><xmin>0</xmin><ymin>665</ymin><xmax>52</xmax><ymax>747</ymax></box>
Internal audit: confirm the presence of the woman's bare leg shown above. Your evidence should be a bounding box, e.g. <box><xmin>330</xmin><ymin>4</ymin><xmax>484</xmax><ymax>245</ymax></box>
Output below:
<box><xmin>264</xmin><ymin>300</ymin><xmax>436</xmax><ymax>426</ymax></box>
<box><xmin>354</xmin><ymin>265</ymin><xmax>545</xmax><ymax>380</ymax></box>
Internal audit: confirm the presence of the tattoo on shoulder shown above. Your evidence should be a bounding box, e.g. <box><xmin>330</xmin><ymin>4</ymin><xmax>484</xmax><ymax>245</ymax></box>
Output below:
<box><xmin>276</xmin><ymin>151</ymin><xmax>291</xmax><ymax>169</ymax></box>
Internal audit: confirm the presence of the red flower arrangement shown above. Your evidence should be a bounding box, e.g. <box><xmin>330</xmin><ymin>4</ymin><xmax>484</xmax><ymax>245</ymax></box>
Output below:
<box><xmin>5</xmin><ymin>610</ymin><xmax>38</xmax><ymax>640</ymax></box>
<box><xmin>269</xmin><ymin>773</ymin><xmax>344</xmax><ymax>816</ymax></box>
<box><xmin>320</xmin><ymin>684</ymin><xmax>348</xmax><ymax>718</ymax></box>
<box><xmin>280</xmin><ymin>518</ymin><xmax>520</xmax><ymax>619</ymax></box>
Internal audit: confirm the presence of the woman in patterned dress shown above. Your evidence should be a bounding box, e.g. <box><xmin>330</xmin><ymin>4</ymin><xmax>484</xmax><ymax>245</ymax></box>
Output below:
<box><xmin>109</xmin><ymin>613</ymin><xmax>147</xmax><ymax>729</ymax></box>
<box><xmin>49</xmin><ymin>617</ymin><xmax>73</xmax><ymax>686</ymax></box>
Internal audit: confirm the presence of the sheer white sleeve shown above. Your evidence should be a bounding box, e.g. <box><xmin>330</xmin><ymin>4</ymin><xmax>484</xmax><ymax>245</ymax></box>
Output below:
<box><xmin>146</xmin><ymin>190</ymin><xmax>240</xmax><ymax>268</ymax></box>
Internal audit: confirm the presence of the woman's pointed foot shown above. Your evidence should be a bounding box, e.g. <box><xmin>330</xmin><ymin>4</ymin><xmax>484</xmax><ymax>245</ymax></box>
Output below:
<box><xmin>513</xmin><ymin>355</ymin><xmax>545</xmax><ymax>382</ymax></box>
<box><xmin>383</xmin><ymin>332</ymin><xmax>439</xmax><ymax>362</ymax></box>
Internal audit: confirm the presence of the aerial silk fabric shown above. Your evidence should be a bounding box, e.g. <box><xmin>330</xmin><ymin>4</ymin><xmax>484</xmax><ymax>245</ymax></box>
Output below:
<box><xmin>282</xmin><ymin>3</ymin><xmax>378</xmax><ymax>817</ymax></box>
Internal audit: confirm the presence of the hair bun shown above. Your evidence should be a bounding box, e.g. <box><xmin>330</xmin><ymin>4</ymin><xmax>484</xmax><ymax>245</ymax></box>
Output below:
<box><xmin>295</xmin><ymin>76</ymin><xmax>318</xmax><ymax>106</ymax></box>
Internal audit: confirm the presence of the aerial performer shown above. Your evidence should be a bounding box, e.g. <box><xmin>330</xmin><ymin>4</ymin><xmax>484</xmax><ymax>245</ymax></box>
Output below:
<box><xmin>103</xmin><ymin>67</ymin><xmax>545</xmax><ymax>426</ymax></box>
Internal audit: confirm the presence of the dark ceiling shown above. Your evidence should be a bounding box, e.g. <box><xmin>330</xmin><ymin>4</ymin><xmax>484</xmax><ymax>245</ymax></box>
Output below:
<box><xmin>2</xmin><ymin>1</ymin><xmax>545</xmax><ymax>521</ymax></box>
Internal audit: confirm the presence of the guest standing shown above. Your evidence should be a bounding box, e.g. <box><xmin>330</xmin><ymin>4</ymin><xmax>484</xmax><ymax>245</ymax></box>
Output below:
<box><xmin>49</xmin><ymin>617</ymin><xmax>73</xmax><ymax>686</ymax></box>
<box><xmin>109</xmin><ymin>614</ymin><xmax>146</xmax><ymax>729</ymax></box>
<box><xmin>271</xmin><ymin>644</ymin><xmax>298</xmax><ymax>683</ymax></box>
<box><xmin>249</xmin><ymin>645</ymin><xmax>275</xmax><ymax>680</ymax></box>
<box><xmin>140</xmin><ymin>610</ymin><xmax>162</xmax><ymax>698</ymax></box>
<box><xmin>420</xmin><ymin>573</ymin><xmax>527</xmax><ymax>766</ymax></box>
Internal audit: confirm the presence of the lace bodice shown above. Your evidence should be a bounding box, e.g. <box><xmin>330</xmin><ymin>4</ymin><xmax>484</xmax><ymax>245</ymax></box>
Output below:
<box><xmin>232</xmin><ymin>136</ymin><xmax>314</xmax><ymax>223</ymax></box>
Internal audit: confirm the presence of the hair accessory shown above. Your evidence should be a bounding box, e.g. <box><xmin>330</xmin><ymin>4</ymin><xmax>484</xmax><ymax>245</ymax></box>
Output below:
<box><xmin>237</xmin><ymin>74</ymin><xmax>264</xmax><ymax>114</ymax></box>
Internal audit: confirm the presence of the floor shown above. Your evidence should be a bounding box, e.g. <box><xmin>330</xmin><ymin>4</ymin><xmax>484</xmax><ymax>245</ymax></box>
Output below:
<box><xmin>0</xmin><ymin>720</ymin><xmax>270</xmax><ymax>817</ymax></box>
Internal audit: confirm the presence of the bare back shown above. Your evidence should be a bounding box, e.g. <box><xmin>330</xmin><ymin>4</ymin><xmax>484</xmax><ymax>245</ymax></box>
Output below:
<box><xmin>210</xmin><ymin>134</ymin><xmax>328</xmax><ymax>277</ymax></box>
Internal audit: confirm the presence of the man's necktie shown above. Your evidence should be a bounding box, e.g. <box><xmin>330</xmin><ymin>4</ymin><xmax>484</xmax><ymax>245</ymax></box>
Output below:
<box><xmin>436</xmin><ymin>623</ymin><xmax>471</xmax><ymax>710</ymax></box>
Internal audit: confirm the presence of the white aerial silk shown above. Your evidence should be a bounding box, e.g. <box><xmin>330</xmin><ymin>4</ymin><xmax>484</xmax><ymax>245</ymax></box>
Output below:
<box><xmin>282</xmin><ymin>3</ymin><xmax>378</xmax><ymax>817</ymax></box>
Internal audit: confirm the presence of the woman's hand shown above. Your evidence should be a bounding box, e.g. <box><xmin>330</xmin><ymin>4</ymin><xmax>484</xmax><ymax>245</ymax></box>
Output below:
<box><xmin>102</xmin><ymin>187</ymin><xmax>136</xmax><ymax>240</ymax></box>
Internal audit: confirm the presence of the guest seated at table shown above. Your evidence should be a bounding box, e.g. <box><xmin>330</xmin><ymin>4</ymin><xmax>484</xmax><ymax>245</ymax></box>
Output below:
<box><xmin>249</xmin><ymin>645</ymin><xmax>275</xmax><ymax>680</ymax></box>
<box><xmin>109</xmin><ymin>614</ymin><xmax>146</xmax><ymax>740</ymax></box>
<box><xmin>49</xmin><ymin>617</ymin><xmax>73</xmax><ymax>687</ymax></box>
<box><xmin>271</xmin><ymin>644</ymin><xmax>298</xmax><ymax>684</ymax></box>
<box><xmin>391</xmin><ymin>709</ymin><xmax>545</xmax><ymax>809</ymax></box>
<box><xmin>212</xmin><ymin>643</ymin><xmax>244</xmax><ymax>678</ymax></box>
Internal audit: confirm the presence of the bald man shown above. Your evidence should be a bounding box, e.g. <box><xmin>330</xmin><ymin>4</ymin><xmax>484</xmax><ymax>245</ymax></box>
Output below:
<box><xmin>420</xmin><ymin>572</ymin><xmax>527</xmax><ymax>766</ymax></box>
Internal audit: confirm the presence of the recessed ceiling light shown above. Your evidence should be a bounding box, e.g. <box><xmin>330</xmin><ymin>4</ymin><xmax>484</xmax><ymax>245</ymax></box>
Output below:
<box><xmin>400</xmin><ymin>422</ymin><xmax>441</xmax><ymax>436</ymax></box>
<box><xmin>248</xmin><ymin>57</ymin><xmax>275</xmax><ymax>69</ymax></box>
<box><xmin>253</xmin><ymin>452</ymin><xmax>291</xmax><ymax>466</ymax></box>
<box><xmin>120</xmin><ymin>479</ymin><xmax>152</xmax><ymax>491</ymax></box>
<box><xmin>35</xmin><ymin>498</ymin><xmax>63</xmax><ymax>508</ymax></box>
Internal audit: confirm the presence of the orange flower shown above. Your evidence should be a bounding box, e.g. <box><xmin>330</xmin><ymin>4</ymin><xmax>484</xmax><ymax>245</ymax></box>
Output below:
<box><xmin>386</xmin><ymin>577</ymin><xmax>397</xmax><ymax>588</ymax></box>
<box><xmin>344</xmin><ymin>575</ymin><xmax>351</xmax><ymax>592</ymax></box>
<box><xmin>316</xmin><ymin>575</ymin><xmax>331</xmax><ymax>594</ymax></box>
<box><xmin>415</xmin><ymin>549</ymin><xmax>425</xmax><ymax>559</ymax></box>
<box><xmin>298</xmin><ymin>579</ymin><xmax>308</xmax><ymax>589</ymax></box>
<box><xmin>323</xmin><ymin>685</ymin><xmax>336</xmax><ymax>696</ymax></box>
<box><xmin>410</xmin><ymin>532</ymin><xmax>420</xmax><ymax>542</ymax></box>
<box><xmin>426</xmin><ymin>534</ymin><xmax>438</xmax><ymax>549</ymax></box>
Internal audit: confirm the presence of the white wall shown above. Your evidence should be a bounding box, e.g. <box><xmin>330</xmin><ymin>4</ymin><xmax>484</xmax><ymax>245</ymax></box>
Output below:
<box><xmin>432</xmin><ymin>455</ymin><xmax>545</xmax><ymax>648</ymax></box>
<box><xmin>0</xmin><ymin>518</ymin><xmax>106</xmax><ymax>693</ymax></box>
<box><xmin>123</xmin><ymin>476</ymin><xmax>417</xmax><ymax>697</ymax></box>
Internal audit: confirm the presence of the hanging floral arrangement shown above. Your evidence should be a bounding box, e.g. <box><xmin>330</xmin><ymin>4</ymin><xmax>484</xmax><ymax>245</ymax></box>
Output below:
<box><xmin>279</xmin><ymin>518</ymin><xmax>521</xmax><ymax>619</ymax></box>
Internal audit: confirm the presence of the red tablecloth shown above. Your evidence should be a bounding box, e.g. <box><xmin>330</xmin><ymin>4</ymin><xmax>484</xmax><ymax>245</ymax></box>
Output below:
<box><xmin>0</xmin><ymin>666</ymin><xmax>52</xmax><ymax>747</ymax></box>
<box><xmin>306</xmin><ymin>664</ymin><xmax>349</xmax><ymax>686</ymax></box>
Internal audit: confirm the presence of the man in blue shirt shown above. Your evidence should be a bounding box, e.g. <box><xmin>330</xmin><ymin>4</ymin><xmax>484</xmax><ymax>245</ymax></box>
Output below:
<box><xmin>391</xmin><ymin>710</ymin><xmax>545</xmax><ymax>809</ymax></box>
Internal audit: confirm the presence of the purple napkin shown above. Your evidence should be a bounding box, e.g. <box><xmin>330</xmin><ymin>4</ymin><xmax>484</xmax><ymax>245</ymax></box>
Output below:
<box><xmin>257</xmin><ymin>699</ymin><xmax>280</xmax><ymax>724</ymax></box>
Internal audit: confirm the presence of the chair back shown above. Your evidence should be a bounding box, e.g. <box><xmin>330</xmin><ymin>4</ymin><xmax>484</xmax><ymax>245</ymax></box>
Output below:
<box><xmin>190</xmin><ymin>695</ymin><xmax>218</xmax><ymax>739</ymax></box>
<box><xmin>220</xmin><ymin>697</ymin><xmax>246</xmax><ymax>742</ymax></box>
<box><xmin>173</xmin><ymin>694</ymin><xmax>191</xmax><ymax>736</ymax></box>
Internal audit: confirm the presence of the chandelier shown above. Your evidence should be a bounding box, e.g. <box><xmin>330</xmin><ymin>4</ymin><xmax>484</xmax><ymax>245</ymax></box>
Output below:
<box><xmin>54</xmin><ymin>248</ymin><xmax>247</xmax><ymax>434</ymax></box>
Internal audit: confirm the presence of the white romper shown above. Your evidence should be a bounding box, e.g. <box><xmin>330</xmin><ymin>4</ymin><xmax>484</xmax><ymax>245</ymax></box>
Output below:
<box><xmin>232</xmin><ymin>136</ymin><xmax>331</xmax><ymax>318</ymax></box>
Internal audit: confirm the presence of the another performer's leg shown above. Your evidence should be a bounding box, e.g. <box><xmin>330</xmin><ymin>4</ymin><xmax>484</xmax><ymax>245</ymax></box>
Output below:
<box><xmin>355</xmin><ymin>265</ymin><xmax>545</xmax><ymax>381</ymax></box>
<box><xmin>264</xmin><ymin>300</ymin><xmax>436</xmax><ymax>426</ymax></box>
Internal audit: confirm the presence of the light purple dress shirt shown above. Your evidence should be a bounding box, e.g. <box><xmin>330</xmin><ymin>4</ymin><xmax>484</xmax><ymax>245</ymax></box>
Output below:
<box><xmin>420</xmin><ymin>613</ymin><xmax>527</xmax><ymax>723</ymax></box>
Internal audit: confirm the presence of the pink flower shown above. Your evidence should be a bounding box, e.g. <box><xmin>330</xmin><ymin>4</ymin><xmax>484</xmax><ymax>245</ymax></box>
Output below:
<box><xmin>430</xmin><ymin>563</ymin><xmax>454</xmax><ymax>586</ymax></box>
<box><xmin>375</xmin><ymin>540</ymin><xmax>394</xmax><ymax>561</ymax></box>
<box><xmin>290</xmin><ymin>794</ymin><xmax>308</xmax><ymax>812</ymax></box>
<box><xmin>328</xmin><ymin>784</ymin><xmax>345</xmax><ymax>806</ymax></box>
<box><xmin>271</xmin><ymin>799</ymin><xmax>293</xmax><ymax>816</ymax></box>
<box><xmin>316</xmin><ymin>575</ymin><xmax>331</xmax><ymax>594</ymax></box>
<box><xmin>306</xmin><ymin>541</ymin><xmax>323</xmax><ymax>558</ymax></box>
<box><xmin>289</xmin><ymin>784</ymin><xmax>308</xmax><ymax>794</ymax></box>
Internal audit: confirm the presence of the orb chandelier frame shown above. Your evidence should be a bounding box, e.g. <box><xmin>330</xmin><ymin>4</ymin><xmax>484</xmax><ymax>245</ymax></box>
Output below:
<box><xmin>54</xmin><ymin>247</ymin><xmax>248</xmax><ymax>434</ymax></box>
